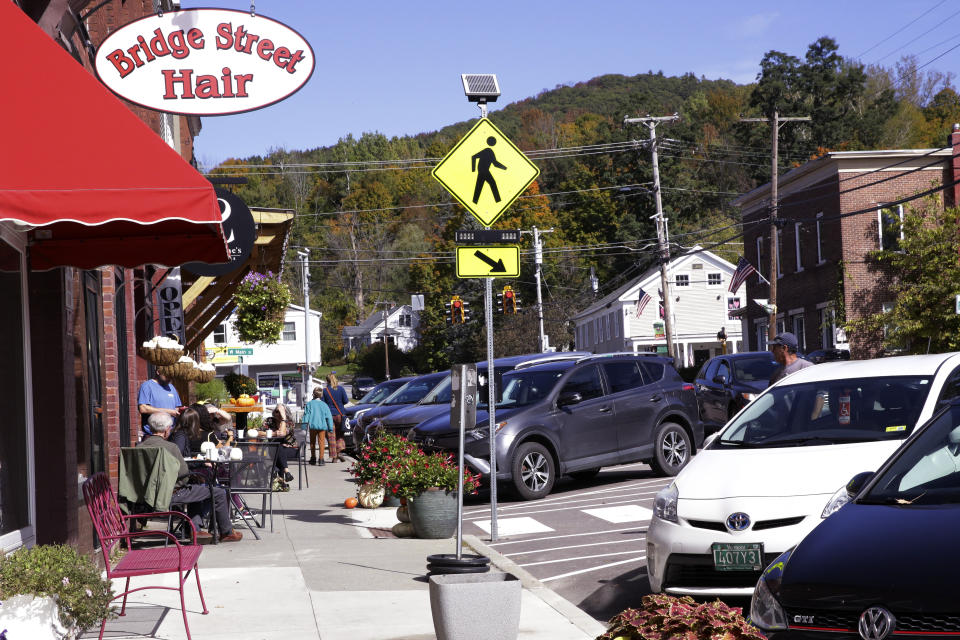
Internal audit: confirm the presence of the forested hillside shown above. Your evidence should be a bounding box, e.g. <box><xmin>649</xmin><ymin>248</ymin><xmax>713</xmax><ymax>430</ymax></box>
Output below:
<box><xmin>210</xmin><ymin>37</ymin><xmax>960</xmax><ymax>371</ymax></box>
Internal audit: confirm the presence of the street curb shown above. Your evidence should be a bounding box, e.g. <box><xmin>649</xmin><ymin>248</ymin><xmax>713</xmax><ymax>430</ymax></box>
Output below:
<box><xmin>463</xmin><ymin>534</ymin><xmax>607</xmax><ymax>639</ymax></box>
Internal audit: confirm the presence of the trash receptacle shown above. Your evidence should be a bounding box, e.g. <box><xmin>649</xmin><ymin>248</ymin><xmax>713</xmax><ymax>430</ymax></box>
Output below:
<box><xmin>428</xmin><ymin>571</ymin><xmax>521</xmax><ymax>640</ymax></box>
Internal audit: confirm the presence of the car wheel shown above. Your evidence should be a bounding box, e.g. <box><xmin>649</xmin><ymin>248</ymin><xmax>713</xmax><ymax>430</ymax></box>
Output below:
<box><xmin>650</xmin><ymin>422</ymin><xmax>691</xmax><ymax>476</ymax></box>
<box><xmin>569</xmin><ymin>467</ymin><xmax>601</xmax><ymax>481</ymax></box>
<box><xmin>511</xmin><ymin>442</ymin><xmax>555</xmax><ymax>500</ymax></box>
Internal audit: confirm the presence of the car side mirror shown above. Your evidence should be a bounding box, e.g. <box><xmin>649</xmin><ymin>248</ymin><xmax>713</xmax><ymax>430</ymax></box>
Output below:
<box><xmin>712</xmin><ymin>375</ymin><xmax>727</xmax><ymax>385</ymax></box>
<box><xmin>846</xmin><ymin>471</ymin><xmax>874</xmax><ymax>498</ymax></box>
<box><xmin>558</xmin><ymin>391</ymin><xmax>583</xmax><ymax>407</ymax></box>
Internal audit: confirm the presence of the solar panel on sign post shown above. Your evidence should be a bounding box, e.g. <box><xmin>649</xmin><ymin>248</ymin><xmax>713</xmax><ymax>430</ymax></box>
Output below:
<box><xmin>461</xmin><ymin>74</ymin><xmax>500</xmax><ymax>102</ymax></box>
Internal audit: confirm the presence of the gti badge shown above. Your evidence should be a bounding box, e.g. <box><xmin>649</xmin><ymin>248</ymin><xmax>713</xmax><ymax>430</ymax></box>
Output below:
<box><xmin>725</xmin><ymin>512</ymin><xmax>751</xmax><ymax>531</ymax></box>
<box><xmin>793</xmin><ymin>615</ymin><xmax>815</xmax><ymax>625</ymax></box>
<box><xmin>858</xmin><ymin>606</ymin><xmax>895</xmax><ymax>640</ymax></box>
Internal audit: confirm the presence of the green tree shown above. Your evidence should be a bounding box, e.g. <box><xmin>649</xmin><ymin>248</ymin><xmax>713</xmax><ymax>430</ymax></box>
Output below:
<box><xmin>846</xmin><ymin>201</ymin><xmax>960</xmax><ymax>354</ymax></box>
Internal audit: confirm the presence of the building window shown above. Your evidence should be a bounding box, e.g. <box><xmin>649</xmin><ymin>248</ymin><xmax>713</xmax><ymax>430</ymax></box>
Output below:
<box><xmin>756</xmin><ymin>321</ymin><xmax>768</xmax><ymax>350</ymax></box>
<box><xmin>879</xmin><ymin>205</ymin><xmax>904</xmax><ymax>251</ymax></box>
<box><xmin>213</xmin><ymin>323</ymin><xmax>227</xmax><ymax>345</ymax></box>
<box><xmin>756</xmin><ymin>236</ymin><xmax>765</xmax><ymax>279</ymax></box>
<box><xmin>792</xmin><ymin>315</ymin><xmax>805</xmax><ymax>352</ymax></box>
<box><xmin>400</xmin><ymin>314</ymin><xmax>412</xmax><ymax>327</ymax></box>
<box><xmin>776</xmin><ymin>227</ymin><xmax>783</xmax><ymax>278</ymax></box>
<box><xmin>675</xmin><ymin>274</ymin><xmax>690</xmax><ymax>287</ymax></box>
<box><xmin>612</xmin><ymin>312</ymin><xmax>619</xmax><ymax>338</ymax></box>
<box><xmin>882</xmin><ymin>301</ymin><xmax>895</xmax><ymax>342</ymax></box>
<box><xmin>282</xmin><ymin>322</ymin><xmax>296</xmax><ymax>341</ymax></box>
<box><xmin>816</xmin><ymin>213</ymin><xmax>824</xmax><ymax>264</ymax></box>
<box><xmin>707</xmin><ymin>273</ymin><xmax>722</xmax><ymax>287</ymax></box>
<box><xmin>794</xmin><ymin>222</ymin><xmax>803</xmax><ymax>272</ymax></box>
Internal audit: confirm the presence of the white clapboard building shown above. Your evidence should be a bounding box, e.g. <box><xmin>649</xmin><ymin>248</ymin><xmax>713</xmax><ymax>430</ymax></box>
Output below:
<box><xmin>572</xmin><ymin>249</ymin><xmax>746</xmax><ymax>368</ymax></box>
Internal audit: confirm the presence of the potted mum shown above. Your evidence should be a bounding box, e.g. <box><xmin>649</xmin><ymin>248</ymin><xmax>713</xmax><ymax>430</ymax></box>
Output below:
<box><xmin>232</xmin><ymin>271</ymin><xmax>292</xmax><ymax>344</ymax></box>
<box><xmin>0</xmin><ymin>544</ymin><xmax>115</xmax><ymax>639</ymax></box>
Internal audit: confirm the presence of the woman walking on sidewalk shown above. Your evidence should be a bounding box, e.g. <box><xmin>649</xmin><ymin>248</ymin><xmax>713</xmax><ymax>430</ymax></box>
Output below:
<box><xmin>322</xmin><ymin>373</ymin><xmax>350</xmax><ymax>462</ymax></box>
<box><xmin>303</xmin><ymin>386</ymin><xmax>334</xmax><ymax>465</ymax></box>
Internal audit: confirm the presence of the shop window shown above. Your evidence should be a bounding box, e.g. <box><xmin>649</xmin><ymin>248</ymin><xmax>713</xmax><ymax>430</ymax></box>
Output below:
<box><xmin>0</xmin><ymin>240</ymin><xmax>29</xmax><ymax>538</ymax></box>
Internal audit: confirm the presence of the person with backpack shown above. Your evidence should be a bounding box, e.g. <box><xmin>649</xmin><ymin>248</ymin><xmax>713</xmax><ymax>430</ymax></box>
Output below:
<box><xmin>322</xmin><ymin>372</ymin><xmax>350</xmax><ymax>462</ymax></box>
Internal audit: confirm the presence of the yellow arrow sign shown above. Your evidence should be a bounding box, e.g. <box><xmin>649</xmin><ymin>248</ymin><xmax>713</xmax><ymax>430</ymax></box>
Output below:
<box><xmin>432</xmin><ymin>119</ymin><xmax>540</xmax><ymax>227</ymax></box>
<box><xmin>456</xmin><ymin>246</ymin><xmax>520</xmax><ymax>278</ymax></box>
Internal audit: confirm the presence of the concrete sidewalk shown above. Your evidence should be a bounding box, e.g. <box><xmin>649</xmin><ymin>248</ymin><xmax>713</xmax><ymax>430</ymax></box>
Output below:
<box><xmin>86</xmin><ymin>459</ymin><xmax>608</xmax><ymax>640</ymax></box>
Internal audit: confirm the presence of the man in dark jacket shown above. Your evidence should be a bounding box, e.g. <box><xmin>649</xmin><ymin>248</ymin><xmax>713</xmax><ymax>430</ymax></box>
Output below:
<box><xmin>139</xmin><ymin>413</ymin><xmax>242</xmax><ymax>542</ymax></box>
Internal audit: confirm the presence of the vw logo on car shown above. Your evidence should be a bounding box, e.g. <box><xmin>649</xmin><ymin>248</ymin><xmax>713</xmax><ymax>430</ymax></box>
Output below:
<box><xmin>858</xmin><ymin>607</ymin><xmax>895</xmax><ymax>640</ymax></box>
<box><xmin>725</xmin><ymin>512</ymin><xmax>750</xmax><ymax>531</ymax></box>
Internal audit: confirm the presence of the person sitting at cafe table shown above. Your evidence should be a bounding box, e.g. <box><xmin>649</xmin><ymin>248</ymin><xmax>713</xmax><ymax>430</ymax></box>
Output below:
<box><xmin>170</xmin><ymin>406</ymin><xmax>205</xmax><ymax>457</ymax></box>
<box><xmin>268</xmin><ymin>404</ymin><xmax>298</xmax><ymax>484</ymax></box>
<box><xmin>139</xmin><ymin>412</ymin><xmax>242</xmax><ymax>543</ymax></box>
<box><xmin>138</xmin><ymin>370</ymin><xmax>182</xmax><ymax>437</ymax></box>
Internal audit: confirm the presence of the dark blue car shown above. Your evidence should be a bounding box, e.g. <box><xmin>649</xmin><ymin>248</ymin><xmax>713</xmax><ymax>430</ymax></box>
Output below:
<box><xmin>752</xmin><ymin>397</ymin><xmax>960</xmax><ymax>638</ymax></box>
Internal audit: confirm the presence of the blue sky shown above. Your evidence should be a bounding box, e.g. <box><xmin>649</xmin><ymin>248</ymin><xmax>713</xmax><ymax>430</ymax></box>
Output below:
<box><xmin>184</xmin><ymin>1</ymin><xmax>959</xmax><ymax>169</ymax></box>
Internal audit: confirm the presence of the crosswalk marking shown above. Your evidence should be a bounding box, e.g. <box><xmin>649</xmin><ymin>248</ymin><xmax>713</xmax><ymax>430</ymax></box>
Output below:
<box><xmin>540</xmin><ymin>556</ymin><xmax>647</xmax><ymax>583</ymax></box>
<box><xmin>472</xmin><ymin>516</ymin><xmax>554</xmax><ymax>536</ymax></box>
<box><xmin>518</xmin><ymin>550</ymin><xmax>645</xmax><ymax>568</ymax></box>
<box><xmin>488</xmin><ymin>526</ymin><xmax>646</xmax><ymax>547</ymax></box>
<box><xmin>505</xmin><ymin>537</ymin><xmax>647</xmax><ymax>557</ymax></box>
<box><xmin>582</xmin><ymin>505</ymin><xmax>653</xmax><ymax>523</ymax></box>
<box><xmin>464</xmin><ymin>496</ymin><xmax>654</xmax><ymax>521</ymax></box>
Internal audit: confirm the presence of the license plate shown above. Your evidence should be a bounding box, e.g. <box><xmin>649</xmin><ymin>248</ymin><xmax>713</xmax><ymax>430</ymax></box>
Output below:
<box><xmin>711</xmin><ymin>542</ymin><xmax>764</xmax><ymax>571</ymax></box>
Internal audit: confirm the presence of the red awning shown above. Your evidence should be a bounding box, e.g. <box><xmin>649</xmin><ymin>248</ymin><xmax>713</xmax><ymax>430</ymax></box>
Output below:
<box><xmin>0</xmin><ymin>2</ymin><xmax>229</xmax><ymax>270</ymax></box>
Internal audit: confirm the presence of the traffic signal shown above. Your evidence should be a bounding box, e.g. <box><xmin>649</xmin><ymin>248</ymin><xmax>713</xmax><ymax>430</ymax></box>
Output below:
<box><xmin>450</xmin><ymin>296</ymin><xmax>465</xmax><ymax>324</ymax></box>
<box><xmin>498</xmin><ymin>286</ymin><xmax>518</xmax><ymax>314</ymax></box>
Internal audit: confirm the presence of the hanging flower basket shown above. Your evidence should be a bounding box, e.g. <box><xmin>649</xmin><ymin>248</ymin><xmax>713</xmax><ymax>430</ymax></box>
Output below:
<box><xmin>138</xmin><ymin>336</ymin><xmax>184</xmax><ymax>366</ymax></box>
<box><xmin>232</xmin><ymin>271</ymin><xmax>292</xmax><ymax>345</ymax></box>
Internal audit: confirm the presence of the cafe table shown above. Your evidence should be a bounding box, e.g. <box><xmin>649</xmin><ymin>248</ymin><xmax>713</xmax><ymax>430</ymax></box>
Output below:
<box><xmin>221</xmin><ymin>404</ymin><xmax>265</xmax><ymax>432</ymax></box>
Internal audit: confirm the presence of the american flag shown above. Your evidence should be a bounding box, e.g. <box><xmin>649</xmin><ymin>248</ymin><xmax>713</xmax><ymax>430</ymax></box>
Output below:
<box><xmin>728</xmin><ymin>256</ymin><xmax>757</xmax><ymax>293</ymax></box>
<box><xmin>635</xmin><ymin>287</ymin><xmax>652</xmax><ymax>317</ymax></box>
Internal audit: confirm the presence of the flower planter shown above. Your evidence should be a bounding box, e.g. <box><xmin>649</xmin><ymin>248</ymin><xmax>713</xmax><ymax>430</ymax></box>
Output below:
<box><xmin>429</xmin><ymin>572</ymin><xmax>521</xmax><ymax>640</ymax></box>
<box><xmin>408</xmin><ymin>487</ymin><xmax>457</xmax><ymax>539</ymax></box>
<box><xmin>383</xmin><ymin>488</ymin><xmax>402</xmax><ymax>508</ymax></box>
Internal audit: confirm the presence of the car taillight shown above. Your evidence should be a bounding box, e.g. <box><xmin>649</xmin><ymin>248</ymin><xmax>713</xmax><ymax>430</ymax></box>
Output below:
<box><xmin>682</xmin><ymin>383</ymin><xmax>695</xmax><ymax>392</ymax></box>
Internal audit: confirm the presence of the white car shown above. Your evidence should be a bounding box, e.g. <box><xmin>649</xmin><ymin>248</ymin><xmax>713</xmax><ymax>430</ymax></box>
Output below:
<box><xmin>647</xmin><ymin>352</ymin><xmax>960</xmax><ymax>597</ymax></box>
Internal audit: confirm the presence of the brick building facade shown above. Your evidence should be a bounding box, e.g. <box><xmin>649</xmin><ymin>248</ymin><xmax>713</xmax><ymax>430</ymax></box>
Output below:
<box><xmin>2</xmin><ymin>0</ymin><xmax>226</xmax><ymax>554</ymax></box>
<box><xmin>733</xmin><ymin>131</ymin><xmax>960</xmax><ymax>359</ymax></box>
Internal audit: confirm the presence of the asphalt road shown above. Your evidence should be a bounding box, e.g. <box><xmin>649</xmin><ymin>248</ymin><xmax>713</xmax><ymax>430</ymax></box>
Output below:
<box><xmin>460</xmin><ymin>464</ymin><xmax>672</xmax><ymax>623</ymax></box>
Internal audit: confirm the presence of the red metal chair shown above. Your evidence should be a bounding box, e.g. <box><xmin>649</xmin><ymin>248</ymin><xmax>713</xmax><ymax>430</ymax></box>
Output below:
<box><xmin>82</xmin><ymin>472</ymin><xmax>208</xmax><ymax>640</ymax></box>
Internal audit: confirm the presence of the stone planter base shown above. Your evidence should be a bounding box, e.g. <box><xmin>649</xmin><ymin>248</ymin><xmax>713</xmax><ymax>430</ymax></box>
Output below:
<box><xmin>409</xmin><ymin>488</ymin><xmax>457</xmax><ymax>539</ymax></box>
<box><xmin>429</xmin><ymin>572</ymin><xmax>521</xmax><ymax>640</ymax></box>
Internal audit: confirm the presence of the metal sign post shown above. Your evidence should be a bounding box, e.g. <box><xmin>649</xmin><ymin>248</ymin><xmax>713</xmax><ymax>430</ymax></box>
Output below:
<box><xmin>451</xmin><ymin>364</ymin><xmax>477</xmax><ymax>558</ymax></box>
<box><xmin>485</xmin><ymin>275</ymin><xmax>499</xmax><ymax>541</ymax></box>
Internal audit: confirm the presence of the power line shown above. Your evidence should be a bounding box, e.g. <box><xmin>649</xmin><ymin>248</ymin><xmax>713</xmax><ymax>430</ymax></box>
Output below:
<box><xmin>856</xmin><ymin>0</ymin><xmax>948</xmax><ymax>59</ymax></box>
<box><xmin>872</xmin><ymin>5</ymin><xmax>960</xmax><ymax>64</ymax></box>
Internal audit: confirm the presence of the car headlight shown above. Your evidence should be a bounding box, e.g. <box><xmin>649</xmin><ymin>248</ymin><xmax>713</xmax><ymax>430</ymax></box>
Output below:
<box><xmin>821</xmin><ymin>483</ymin><xmax>851</xmax><ymax>518</ymax></box>
<box><xmin>467</xmin><ymin>421</ymin><xmax>507</xmax><ymax>440</ymax></box>
<box><xmin>653</xmin><ymin>482</ymin><xmax>678</xmax><ymax>523</ymax></box>
<box><xmin>750</xmin><ymin>570</ymin><xmax>788</xmax><ymax>631</ymax></box>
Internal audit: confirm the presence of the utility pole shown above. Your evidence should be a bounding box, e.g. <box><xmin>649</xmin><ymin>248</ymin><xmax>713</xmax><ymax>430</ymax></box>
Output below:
<box><xmin>520</xmin><ymin>226</ymin><xmax>554</xmax><ymax>352</ymax></box>
<box><xmin>298</xmin><ymin>249</ymin><xmax>312</xmax><ymax>404</ymax></box>
<box><xmin>624</xmin><ymin>113</ymin><xmax>679</xmax><ymax>360</ymax></box>
<box><xmin>740</xmin><ymin>111</ymin><xmax>810</xmax><ymax>341</ymax></box>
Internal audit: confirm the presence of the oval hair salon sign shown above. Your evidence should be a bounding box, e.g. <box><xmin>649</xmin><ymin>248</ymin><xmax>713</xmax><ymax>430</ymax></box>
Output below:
<box><xmin>94</xmin><ymin>8</ymin><xmax>314</xmax><ymax>116</ymax></box>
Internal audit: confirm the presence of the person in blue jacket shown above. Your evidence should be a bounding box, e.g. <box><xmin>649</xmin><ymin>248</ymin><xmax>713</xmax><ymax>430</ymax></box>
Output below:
<box><xmin>321</xmin><ymin>372</ymin><xmax>350</xmax><ymax>462</ymax></box>
<box><xmin>303</xmin><ymin>386</ymin><xmax>334</xmax><ymax>464</ymax></box>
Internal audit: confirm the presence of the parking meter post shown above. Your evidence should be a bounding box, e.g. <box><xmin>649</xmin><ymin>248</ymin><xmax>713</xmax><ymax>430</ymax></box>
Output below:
<box><xmin>485</xmin><ymin>275</ymin><xmax>498</xmax><ymax>541</ymax></box>
<box><xmin>451</xmin><ymin>364</ymin><xmax>477</xmax><ymax>560</ymax></box>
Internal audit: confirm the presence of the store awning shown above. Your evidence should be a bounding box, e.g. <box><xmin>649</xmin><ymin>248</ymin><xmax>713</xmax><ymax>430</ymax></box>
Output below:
<box><xmin>0</xmin><ymin>2</ymin><xmax>228</xmax><ymax>270</ymax></box>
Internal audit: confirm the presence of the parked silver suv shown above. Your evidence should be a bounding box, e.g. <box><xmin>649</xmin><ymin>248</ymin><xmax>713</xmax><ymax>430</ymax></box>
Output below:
<box><xmin>410</xmin><ymin>353</ymin><xmax>703</xmax><ymax>500</ymax></box>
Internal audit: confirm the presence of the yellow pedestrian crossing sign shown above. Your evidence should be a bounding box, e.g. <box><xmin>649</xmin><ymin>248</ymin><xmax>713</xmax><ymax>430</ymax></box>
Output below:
<box><xmin>432</xmin><ymin>119</ymin><xmax>540</xmax><ymax>227</ymax></box>
<box><xmin>456</xmin><ymin>246</ymin><xmax>520</xmax><ymax>278</ymax></box>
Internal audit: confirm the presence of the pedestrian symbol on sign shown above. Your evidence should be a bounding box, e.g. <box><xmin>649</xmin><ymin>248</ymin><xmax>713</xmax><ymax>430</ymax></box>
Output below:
<box><xmin>472</xmin><ymin>137</ymin><xmax>506</xmax><ymax>204</ymax></box>
<box><xmin>432</xmin><ymin>119</ymin><xmax>539</xmax><ymax>227</ymax></box>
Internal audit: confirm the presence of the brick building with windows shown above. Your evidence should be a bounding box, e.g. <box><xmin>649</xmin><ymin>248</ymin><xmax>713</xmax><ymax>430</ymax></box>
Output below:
<box><xmin>733</xmin><ymin>129</ymin><xmax>960</xmax><ymax>358</ymax></box>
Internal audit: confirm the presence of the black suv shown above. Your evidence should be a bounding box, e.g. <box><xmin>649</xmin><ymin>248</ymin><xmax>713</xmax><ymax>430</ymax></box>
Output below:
<box><xmin>351</xmin><ymin>376</ymin><xmax>377</xmax><ymax>400</ymax></box>
<box><xmin>411</xmin><ymin>353</ymin><xmax>702</xmax><ymax>500</ymax></box>
<box><xmin>694</xmin><ymin>351</ymin><xmax>779</xmax><ymax>434</ymax></box>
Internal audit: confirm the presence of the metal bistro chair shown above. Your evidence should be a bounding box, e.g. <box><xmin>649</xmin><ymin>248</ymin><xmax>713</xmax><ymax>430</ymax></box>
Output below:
<box><xmin>229</xmin><ymin>441</ymin><xmax>281</xmax><ymax>539</ymax></box>
<box><xmin>288</xmin><ymin>425</ymin><xmax>310</xmax><ymax>489</ymax></box>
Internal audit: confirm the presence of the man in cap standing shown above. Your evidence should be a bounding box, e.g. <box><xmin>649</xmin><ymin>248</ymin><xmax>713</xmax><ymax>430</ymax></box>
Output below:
<box><xmin>768</xmin><ymin>332</ymin><xmax>813</xmax><ymax>386</ymax></box>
